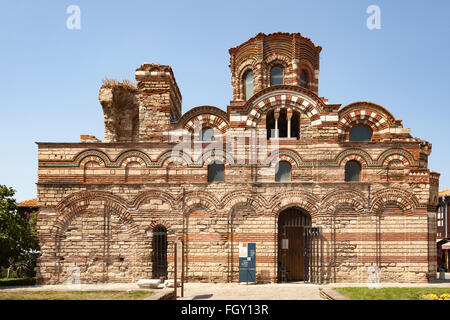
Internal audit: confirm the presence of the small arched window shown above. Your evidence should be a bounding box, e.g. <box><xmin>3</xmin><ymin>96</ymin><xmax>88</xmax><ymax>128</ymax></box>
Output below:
<box><xmin>345</xmin><ymin>160</ymin><xmax>361</xmax><ymax>182</ymax></box>
<box><xmin>300</xmin><ymin>70</ymin><xmax>308</xmax><ymax>89</ymax></box>
<box><xmin>200</xmin><ymin>127</ymin><xmax>214</xmax><ymax>141</ymax></box>
<box><xmin>270</xmin><ymin>66</ymin><xmax>283</xmax><ymax>86</ymax></box>
<box><xmin>208</xmin><ymin>161</ymin><xmax>224</xmax><ymax>182</ymax></box>
<box><xmin>349</xmin><ymin>125</ymin><xmax>372</xmax><ymax>142</ymax></box>
<box><xmin>243</xmin><ymin>70</ymin><xmax>254</xmax><ymax>100</ymax></box>
<box><xmin>275</xmin><ymin>161</ymin><xmax>291</xmax><ymax>182</ymax></box>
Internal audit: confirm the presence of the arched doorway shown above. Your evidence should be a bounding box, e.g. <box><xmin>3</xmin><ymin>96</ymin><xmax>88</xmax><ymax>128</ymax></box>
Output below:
<box><xmin>278</xmin><ymin>207</ymin><xmax>311</xmax><ymax>281</ymax></box>
<box><xmin>152</xmin><ymin>225</ymin><xmax>167</xmax><ymax>279</ymax></box>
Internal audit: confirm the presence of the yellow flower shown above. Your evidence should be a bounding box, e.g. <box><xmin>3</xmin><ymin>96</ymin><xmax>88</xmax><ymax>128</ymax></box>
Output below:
<box><xmin>439</xmin><ymin>293</ymin><xmax>450</xmax><ymax>300</ymax></box>
<box><xmin>422</xmin><ymin>293</ymin><xmax>439</xmax><ymax>300</ymax></box>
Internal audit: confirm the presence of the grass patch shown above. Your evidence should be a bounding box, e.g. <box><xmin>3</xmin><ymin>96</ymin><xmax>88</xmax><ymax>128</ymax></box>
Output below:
<box><xmin>334</xmin><ymin>287</ymin><xmax>450</xmax><ymax>300</ymax></box>
<box><xmin>0</xmin><ymin>290</ymin><xmax>155</xmax><ymax>300</ymax></box>
<box><xmin>101</xmin><ymin>78</ymin><xmax>137</xmax><ymax>91</ymax></box>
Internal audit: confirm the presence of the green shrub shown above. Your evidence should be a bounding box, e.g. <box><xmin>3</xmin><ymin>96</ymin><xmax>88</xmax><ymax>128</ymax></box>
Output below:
<box><xmin>0</xmin><ymin>277</ymin><xmax>36</xmax><ymax>287</ymax></box>
<box><xmin>0</xmin><ymin>268</ymin><xmax>17</xmax><ymax>278</ymax></box>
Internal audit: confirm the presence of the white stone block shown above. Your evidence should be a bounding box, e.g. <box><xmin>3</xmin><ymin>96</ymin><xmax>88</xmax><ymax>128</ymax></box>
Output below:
<box><xmin>137</xmin><ymin>279</ymin><xmax>161</xmax><ymax>289</ymax></box>
<box><xmin>164</xmin><ymin>280</ymin><xmax>181</xmax><ymax>288</ymax></box>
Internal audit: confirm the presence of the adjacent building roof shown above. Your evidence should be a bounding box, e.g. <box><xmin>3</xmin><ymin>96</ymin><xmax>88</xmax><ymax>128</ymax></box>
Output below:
<box><xmin>17</xmin><ymin>198</ymin><xmax>38</xmax><ymax>207</ymax></box>
<box><xmin>439</xmin><ymin>189</ymin><xmax>450</xmax><ymax>197</ymax></box>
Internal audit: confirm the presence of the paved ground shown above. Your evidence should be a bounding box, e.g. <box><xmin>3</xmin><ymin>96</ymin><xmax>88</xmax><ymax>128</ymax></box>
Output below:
<box><xmin>1</xmin><ymin>276</ymin><xmax>449</xmax><ymax>300</ymax></box>
<box><xmin>0</xmin><ymin>282</ymin><xmax>322</xmax><ymax>300</ymax></box>
<box><xmin>178</xmin><ymin>282</ymin><xmax>322</xmax><ymax>300</ymax></box>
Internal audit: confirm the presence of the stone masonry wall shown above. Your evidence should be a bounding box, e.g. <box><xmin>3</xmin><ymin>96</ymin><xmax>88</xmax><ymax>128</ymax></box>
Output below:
<box><xmin>36</xmin><ymin>32</ymin><xmax>439</xmax><ymax>284</ymax></box>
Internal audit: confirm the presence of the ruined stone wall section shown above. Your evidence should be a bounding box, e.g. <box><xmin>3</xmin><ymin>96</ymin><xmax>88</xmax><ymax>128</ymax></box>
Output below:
<box><xmin>98</xmin><ymin>87</ymin><xmax>139</xmax><ymax>143</ymax></box>
<box><xmin>135</xmin><ymin>64</ymin><xmax>182</xmax><ymax>143</ymax></box>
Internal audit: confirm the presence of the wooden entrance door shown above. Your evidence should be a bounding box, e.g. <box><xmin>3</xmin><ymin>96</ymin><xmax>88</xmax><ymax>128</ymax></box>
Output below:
<box><xmin>279</xmin><ymin>227</ymin><xmax>304</xmax><ymax>281</ymax></box>
<box><xmin>278</xmin><ymin>207</ymin><xmax>311</xmax><ymax>282</ymax></box>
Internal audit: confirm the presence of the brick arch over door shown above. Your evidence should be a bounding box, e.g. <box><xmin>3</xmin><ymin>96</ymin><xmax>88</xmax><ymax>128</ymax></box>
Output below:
<box><xmin>220</xmin><ymin>190</ymin><xmax>267</xmax><ymax>213</ymax></box>
<box><xmin>132</xmin><ymin>190</ymin><xmax>177</xmax><ymax>210</ymax></box>
<box><xmin>270</xmin><ymin>191</ymin><xmax>319</xmax><ymax>218</ymax></box>
<box><xmin>181</xmin><ymin>191</ymin><xmax>220</xmax><ymax>213</ymax></box>
<box><xmin>321</xmin><ymin>189</ymin><xmax>367</xmax><ymax>215</ymax></box>
<box><xmin>370</xmin><ymin>188</ymin><xmax>419</xmax><ymax>214</ymax></box>
<box><xmin>51</xmin><ymin>192</ymin><xmax>140</xmax><ymax>283</ymax></box>
<box><xmin>54</xmin><ymin>191</ymin><xmax>133</xmax><ymax>230</ymax></box>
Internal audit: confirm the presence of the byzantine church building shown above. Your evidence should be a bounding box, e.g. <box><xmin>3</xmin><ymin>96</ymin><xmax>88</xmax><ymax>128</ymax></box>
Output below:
<box><xmin>36</xmin><ymin>32</ymin><xmax>439</xmax><ymax>284</ymax></box>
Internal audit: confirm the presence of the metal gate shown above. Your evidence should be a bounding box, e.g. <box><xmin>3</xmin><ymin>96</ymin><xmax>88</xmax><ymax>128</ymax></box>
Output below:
<box><xmin>152</xmin><ymin>225</ymin><xmax>167</xmax><ymax>279</ymax></box>
<box><xmin>304</xmin><ymin>226</ymin><xmax>322</xmax><ymax>283</ymax></box>
<box><xmin>278</xmin><ymin>208</ymin><xmax>312</xmax><ymax>282</ymax></box>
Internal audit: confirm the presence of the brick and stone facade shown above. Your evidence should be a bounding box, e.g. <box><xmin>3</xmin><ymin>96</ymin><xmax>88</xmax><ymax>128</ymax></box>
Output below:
<box><xmin>36</xmin><ymin>32</ymin><xmax>439</xmax><ymax>284</ymax></box>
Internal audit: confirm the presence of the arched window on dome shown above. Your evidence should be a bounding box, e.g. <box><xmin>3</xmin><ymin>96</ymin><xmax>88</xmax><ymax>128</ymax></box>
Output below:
<box><xmin>300</xmin><ymin>70</ymin><xmax>308</xmax><ymax>89</ymax></box>
<box><xmin>200</xmin><ymin>127</ymin><xmax>214</xmax><ymax>142</ymax></box>
<box><xmin>275</xmin><ymin>161</ymin><xmax>291</xmax><ymax>182</ymax></box>
<box><xmin>243</xmin><ymin>70</ymin><xmax>254</xmax><ymax>100</ymax></box>
<box><xmin>270</xmin><ymin>66</ymin><xmax>283</xmax><ymax>86</ymax></box>
<box><xmin>349</xmin><ymin>125</ymin><xmax>372</xmax><ymax>142</ymax></box>
<box><xmin>345</xmin><ymin>160</ymin><xmax>361</xmax><ymax>182</ymax></box>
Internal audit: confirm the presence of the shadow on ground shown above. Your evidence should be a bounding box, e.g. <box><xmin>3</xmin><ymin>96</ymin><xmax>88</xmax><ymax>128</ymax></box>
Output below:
<box><xmin>193</xmin><ymin>294</ymin><xmax>214</xmax><ymax>300</ymax></box>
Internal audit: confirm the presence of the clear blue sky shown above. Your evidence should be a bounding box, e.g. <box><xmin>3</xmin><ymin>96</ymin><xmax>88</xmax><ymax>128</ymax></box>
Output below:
<box><xmin>1</xmin><ymin>0</ymin><xmax>449</xmax><ymax>201</ymax></box>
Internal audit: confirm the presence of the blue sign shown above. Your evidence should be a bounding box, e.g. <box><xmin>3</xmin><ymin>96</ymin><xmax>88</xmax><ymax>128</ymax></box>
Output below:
<box><xmin>238</xmin><ymin>242</ymin><xmax>256</xmax><ymax>283</ymax></box>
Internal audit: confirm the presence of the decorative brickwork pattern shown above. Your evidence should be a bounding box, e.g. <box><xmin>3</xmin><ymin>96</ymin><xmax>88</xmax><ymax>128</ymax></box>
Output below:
<box><xmin>36</xmin><ymin>33</ymin><xmax>439</xmax><ymax>284</ymax></box>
